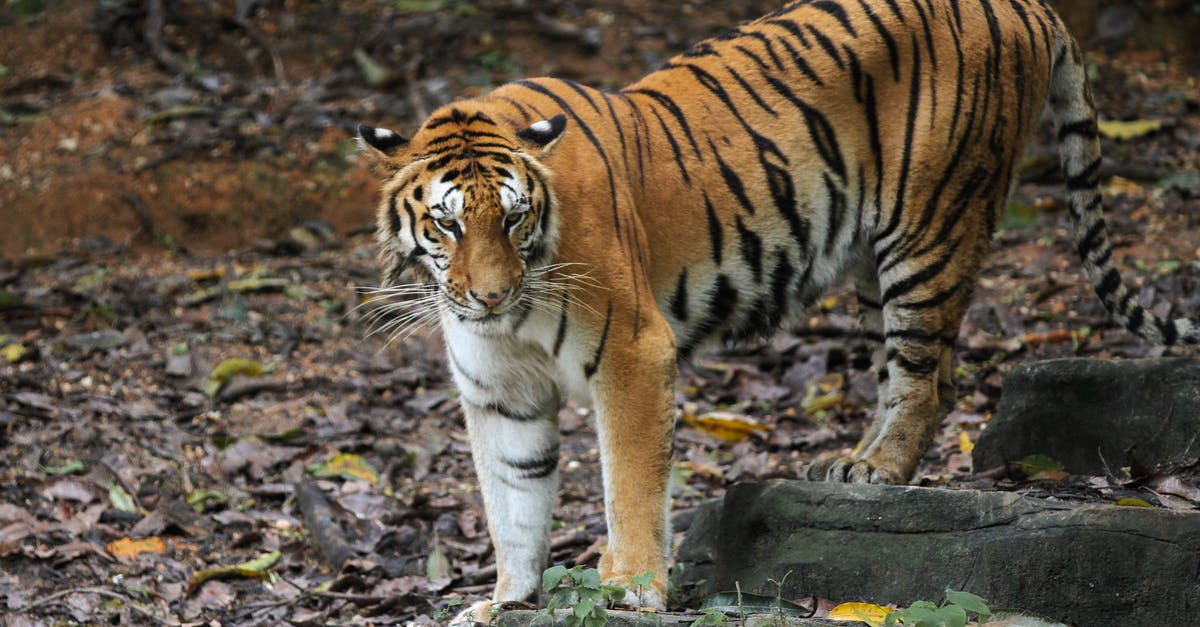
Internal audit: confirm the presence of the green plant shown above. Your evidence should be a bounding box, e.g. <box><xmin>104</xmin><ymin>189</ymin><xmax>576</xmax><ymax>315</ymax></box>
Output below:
<box><xmin>540</xmin><ymin>565</ymin><xmax>627</xmax><ymax>627</ymax></box>
<box><xmin>884</xmin><ymin>589</ymin><xmax>991</xmax><ymax>627</ymax></box>
<box><xmin>694</xmin><ymin>607</ymin><xmax>729</xmax><ymax>625</ymax></box>
<box><xmin>432</xmin><ymin>597</ymin><xmax>464</xmax><ymax>622</ymax></box>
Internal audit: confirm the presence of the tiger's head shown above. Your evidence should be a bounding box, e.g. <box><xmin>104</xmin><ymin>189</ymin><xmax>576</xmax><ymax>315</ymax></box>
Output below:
<box><xmin>358</xmin><ymin>108</ymin><xmax>567</xmax><ymax>332</ymax></box>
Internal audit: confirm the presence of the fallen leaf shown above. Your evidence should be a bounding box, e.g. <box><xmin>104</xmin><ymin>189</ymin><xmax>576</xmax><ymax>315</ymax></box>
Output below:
<box><xmin>308</xmin><ymin>453</ymin><xmax>380</xmax><ymax>484</ymax></box>
<box><xmin>1097</xmin><ymin>118</ymin><xmax>1163</xmax><ymax>140</ymax></box>
<box><xmin>958</xmin><ymin>431</ymin><xmax>975</xmax><ymax>454</ymax></box>
<box><xmin>683</xmin><ymin>411</ymin><xmax>772</xmax><ymax>442</ymax></box>
<box><xmin>108</xmin><ymin>482</ymin><xmax>141</xmax><ymax>514</ymax></box>
<box><xmin>187</xmin><ymin>550</ymin><xmax>281</xmax><ymax>593</ymax></box>
<box><xmin>1115</xmin><ymin>497</ymin><xmax>1153</xmax><ymax>508</ymax></box>
<box><xmin>2</xmin><ymin>343</ymin><xmax>28</xmax><ymax>363</ymax></box>
<box><xmin>828</xmin><ymin>601</ymin><xmax>891</xmax><ymax>622</ymax></box>
<box><xmin>107</xmin><ymin>536</ymin><xmax>167</xmax><ymax>559</ymax></box>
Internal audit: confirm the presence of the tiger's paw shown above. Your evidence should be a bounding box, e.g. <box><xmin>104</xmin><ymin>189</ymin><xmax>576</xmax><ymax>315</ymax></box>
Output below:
<box><xmin>805</xmin><ymin>455</ymin><xmax>905</xmax><ymax>484</ymax></box>
<box><xmin>611</xmin><ymin>581</ymin><xmax>666</xmax><ymax>611</ymax></box>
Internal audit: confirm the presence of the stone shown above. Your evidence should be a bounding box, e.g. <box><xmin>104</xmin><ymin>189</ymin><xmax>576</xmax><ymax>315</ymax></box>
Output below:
<box><xmin>670</xmin><ymin>480</ymin><xmax>1200</xmax><ymax>626</ymax></box>
<box><xmin>973</xmin><ymin>358</ymin><xmax>1200</xmax><ymax>474</ymax></box>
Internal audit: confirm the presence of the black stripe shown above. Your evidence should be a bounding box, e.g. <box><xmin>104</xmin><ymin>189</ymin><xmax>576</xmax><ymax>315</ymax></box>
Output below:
<box><xmin>765</xmin><ymin>77</ymin><xmax>847</xmax><ymax>180</ymax></box>
<box><xmin>1066</xmin><ymin>157</ymin><xmax>1102</xmax><ymax>190</ymax></box>
<box><xmin>702</xmin><ymin>193</ymin><xmax>724</xmax><ymax>265</ymax></box>
<box><xmin>735</xmin><ymin>215</ymin><xmax>763</xmax><ymax>283</ymax></box>
<box><xmin>678</xmin><ymin>274</ymin><xmax>739</xmax><ymax>357</ymax></box>
<box><xmin>711</xmin><ymin>141</ymin><xmax>756</xmax><ymax>215</ymax></box>
<box><xmin>726</xmin><ymin>64</ymin><xmax>778</xmax><ymax>114</ymax></box>
<box><xmin>1077</xmin><ymin>219</ymin><xmax>1107</xmax><ymax>258</ymax></box>
<box><xmin>671</xmin><ymin>269</ymin><xmax>689</xmax><ymax>322</ymax></box>
<box><xmin>858</xmin><ymin>0</ymin><xmax>900</xmax><ymax>81</ymax></box>
<box><xmin>742</xmin><ymin>31</ymin><xmax>786</xmax><ymax>70</ymax></box>
<box><xmin>856</xmin><ymin>291</ymin><xmax>882</xmax><ymax>309</ymax></box>
<box><xmin>812</xmin><ymin>0</ymin><xmax>858</xmax><ymax>37</ymax></box>
<box><xmin>1156</xmin><ymin>317</ymin><xmax>1179</xmax><ymax>345</ymax></box>
<box><xmin>463</xmin><ymin>398</ymin><xmax>544</xmax><ymax>422</ymax></box>
<box><xmin>886</xmin><ymin>328</ymin><xmax>941</xmax><ymax>343</ymax></box>
<box><xmin>502</xmin><ymin>449</ymin><xmax>559</xmax><ymax>479</ymax></box>
<box><xmin>882</xmin><ymin>0</ymin><xmax>906</xmax><ymax>22</ymax></box>
<box><xmin>888</xmin><ymin>349</ymin><xmax>939</xmax><ymax>375</ymax></box>
<box><xmin>771</xmin><ymin>27</ymin><xmax>825</xmax><ymax>86</ymax></box>
<box><xmin>552</xmin><ymin>291</ymin><xmax>569</xmax><ymax>357</ymax></box>
<box><xmin>583</xmin><ymin>302</ymin><xmax>613</xmax><ymax>379</ymax></box>
<box><xmin>734</xmin><ymin>44</ymin><xmax>771</xmax><ymax>72</ymax></box>
<box><xmin>625</xmin><ymin>88</ymin><xmax>702</xmax><ymax>159</ymax></box>
<box><xmin>562</xmin><ymin>79</ymin><xmax>603</xmax><ymax>115</ymax></box>
<box><xmin>1095</xmin><ymin>267</ymin><xmax>1121</xmax><ymax>302</ymax></box>
<box><xmin>647</xmin><ymin>105</ymin><xmax>691</xmax><ymax>185</ymax></box>
<box><xmin>823</xmin><ymin>172</ymin><xmax>845</xmax><ymax>253</ymax></box>
<box><xmin>875</xmin><ymin>34</ymin><xmax>922</xmax><ymax>244</ymax></box>
<box><xmin>881</xmin><ymin>238</ymin><xmax>962</xmax><ymax>304</ymax></box>
<box><xmin>1126</xmin><ymin>304</ymin><xmax>1145</xmax><ymax>334</ymax></box>
<box><xmin>1058</xmin><ymin>118</ymin><xmax>1099</xmax><ymax>141</ymax></box>
<box><xmin>804</xmin><ymin>24</ymin><xmax>844</xmax><ymax>69</ymax></box>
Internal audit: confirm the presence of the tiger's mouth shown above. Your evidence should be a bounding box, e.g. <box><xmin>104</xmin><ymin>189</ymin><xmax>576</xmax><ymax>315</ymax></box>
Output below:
<box><xmin>444</xmin><ymin>287</ymin><xmax>524</xmax><ymax>323</ymax></box>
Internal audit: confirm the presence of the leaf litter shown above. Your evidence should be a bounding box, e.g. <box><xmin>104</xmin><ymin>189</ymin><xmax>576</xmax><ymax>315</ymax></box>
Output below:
<box><xmin>2</xmin><ymin>2</ymin><xmax>1200</xmax><ymax>624</ymax></box>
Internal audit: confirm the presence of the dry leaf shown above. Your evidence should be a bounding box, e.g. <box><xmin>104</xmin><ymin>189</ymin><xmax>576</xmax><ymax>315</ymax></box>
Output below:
<box><xmin>827</xmin><ymin>601</ymin><xmax>891</xmax><ymax>622</ymax></box>
<box><xmin>1097</xmin><ymin>118</ymin><xmax>1162</xmax><ymax>140</ymax></box>
<box><xmin>107</xmin><ymin>536</ymin><xmax>167</xmax><ymax>559</ymax></box>
<box><xmin>682</xmin><ymin>411</ymin><xmax>772</xmax><ymax>442</ymax></box>
<box><xmin>308</xmin><ymin>452</ymin><xmax>380</xmax><ymax>484</ymax></box>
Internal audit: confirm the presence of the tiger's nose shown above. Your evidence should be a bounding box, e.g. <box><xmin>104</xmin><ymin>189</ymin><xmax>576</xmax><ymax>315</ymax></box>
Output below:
<box><xmin>470</xmin><ymin>288</ymin><xmax>510</xmax><ymax>309</ymax></box>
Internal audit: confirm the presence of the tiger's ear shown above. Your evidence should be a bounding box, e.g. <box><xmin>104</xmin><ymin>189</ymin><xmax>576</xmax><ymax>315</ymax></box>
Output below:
<box><xmin>357</xmin><ymin>124</ymin><xmax>409</xmax><ymax>170</ymax></box>
<box><xmin>516</xmin><ymin>114</ymin><xmax>567</xmax><ymax>154</ymax></box>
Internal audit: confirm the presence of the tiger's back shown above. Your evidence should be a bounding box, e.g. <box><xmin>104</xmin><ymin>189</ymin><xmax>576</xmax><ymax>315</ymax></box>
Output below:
<box><xmin>357</xmin><ymin>0</ymin><xmax>1199</xmax><ymax>620</ymax></box>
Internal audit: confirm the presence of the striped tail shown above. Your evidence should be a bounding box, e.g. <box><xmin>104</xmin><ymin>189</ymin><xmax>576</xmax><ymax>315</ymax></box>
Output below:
<box><xmin>1047</xmin><ymin>38</ymin><xmax>1200</xmax><ymax>345</ymax></box>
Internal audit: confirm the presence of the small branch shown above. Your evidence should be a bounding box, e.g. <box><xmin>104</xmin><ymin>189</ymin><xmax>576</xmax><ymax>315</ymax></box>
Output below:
<box><xmin>24</xmin><ymin>587</ymin><xmax>172</xmax><ymax>625</ymax></box>
<box><xmin>295</xmin><ymin>479</ymin><xmax>356</xmax><ymax>569</ymax></box>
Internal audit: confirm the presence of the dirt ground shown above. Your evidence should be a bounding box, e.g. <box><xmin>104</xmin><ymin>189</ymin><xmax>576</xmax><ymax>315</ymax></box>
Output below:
<box><xmin>2</xmin><ymin>1</ymin><xmax>1200</xmax><ymax>625</ymax></box>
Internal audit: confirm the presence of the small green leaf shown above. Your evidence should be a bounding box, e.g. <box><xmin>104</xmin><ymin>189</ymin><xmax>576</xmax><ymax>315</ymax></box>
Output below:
<box><xmin>542</xmin><ymin>565</ymin><xmax>569</xmax><ymax>592</ymax></box>
<box><xmin>573</xmin><ymin>598</ymin><xmax>596</xmax><ymax>619</ymax></box>
<box><xmin>1116</xmin><ymin>497</ymin><xmax>1154</xmax><ymax>508</ymax></box>
<box><xmin>944</xmin><ymin>588</ymin><xmax>991</xmax><ymax>619</ymax></box>
<box><xmin>108</xmin><ymin>482</ymin><xmax>140</xmax><ymax>514</ymax></box>
<box><xmin>573</xmin><ymin>566</ymin><xmax>601</xmax><ymax>589</ymax></box>
<box><xmin>38</xmin><ymin>460</ymin><xmax>85</xmax><ymax>475</ymax></box>
<box><xmin>1016</xmin><ymin>453</ymin><xmax>1065</xmax><ymax>476</ymax></box>
<box><xmin>631</xmin><ymin>571</ymin><xmax>655</xmax><ymax>588</ymax></box>
<box><xmin>186</xmin><ymin>489</ymin><xmax>227</xmax><ymax>513</ymax></box>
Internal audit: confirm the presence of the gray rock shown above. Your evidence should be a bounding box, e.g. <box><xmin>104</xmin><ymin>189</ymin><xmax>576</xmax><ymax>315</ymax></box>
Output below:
<box><xmin>974</xmin><ymin>358</ymin><xmax>1200</xmax><ymax>474</ymax></box>
<box><xmin>670</xmin><ymin>480</ymin><xmax>1200</xmax><ymax>626</ymax></box>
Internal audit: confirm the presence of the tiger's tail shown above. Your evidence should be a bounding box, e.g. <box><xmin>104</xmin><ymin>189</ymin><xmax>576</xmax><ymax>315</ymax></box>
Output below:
<box><xmin>1047</xmin><ymin>36</ymin><xmax>1200</xmax><ymax>345</ymax></box>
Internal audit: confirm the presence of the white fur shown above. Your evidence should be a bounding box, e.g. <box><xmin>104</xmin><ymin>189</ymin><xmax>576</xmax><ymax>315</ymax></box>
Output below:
<box><xmin>529</xmin><ymin>119</ymin><xmax>553</xmax><ymax>134</ymax></box>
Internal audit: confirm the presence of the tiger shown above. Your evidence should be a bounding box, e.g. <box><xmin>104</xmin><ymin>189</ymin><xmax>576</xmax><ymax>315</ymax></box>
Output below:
<box><xmin>356</xmin><ymin>0</ymin><xmax>1200</xmax><ymax>620</ymax></box>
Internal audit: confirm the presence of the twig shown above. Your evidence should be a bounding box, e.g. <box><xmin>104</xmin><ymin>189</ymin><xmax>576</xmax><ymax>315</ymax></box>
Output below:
<box><xmin>224</xmin><ymin>16</ymin><xmax>286</xmax><ymax>82</ymax></box>
<box><xmin>24</xmin><ymin>587</ymin><xmax>173</xmax><ymax>625</ymax></box>
<box><xmin>295</xmin><ymin>479</ymin><xmax>356</xmax><ymax>569</ymax></box>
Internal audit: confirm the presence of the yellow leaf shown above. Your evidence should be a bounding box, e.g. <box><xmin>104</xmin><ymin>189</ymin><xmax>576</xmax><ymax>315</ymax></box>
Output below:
<box><xmin>187</xmin><ymin>550</ymin><xmax>281</xmax><ymax>593</ymax></box>
<box><xmin>1116</xmin><ymin>497</ymin><xmax>1153</xmax><ymax>508</ymax></box>
<box><xmin>958</xmin><ymin>431</ymin><xmax>975</xmax><ymax>454</ymax></box>
<box><xmin>186</xmin><ymin>268</ymin><xmax>226</xmax><ymax>282</ymax></box>
<box><xmin>682</xmin><ymin>411</ymin><xmax>772</xmax><ymax>442</ymax></box>
<box><xmin>802</xmin><ymin>373</ymin><xmax>845</xmax><ymax>416</ymax></box>
<box><xmin>209</xmin><ymin>358</ymin><xmax>265</xmax><ymax>384</ymax></box>
<box><xmin>308</xmin><ymin>452</ymin><xmax>380</xmax><ymax>484</ymax></box>
<box><xmin>1097</xmin><ymin>118</ymin><xmax>1162</xmax><ymax>140</ymax></box>
<box><xmin>2</xmin><ymin>343</ymin><xmax>28</xmax><ymax>363</ymax></box>
<box><xmin>828</xmin><ymin>601</ymin><xmax>891</xmax><ymax>623</ymax></box>
<box><xmin>107</xmin><ymin>536</ymin><xmax>167</xmax><ymax>559</ymax></box>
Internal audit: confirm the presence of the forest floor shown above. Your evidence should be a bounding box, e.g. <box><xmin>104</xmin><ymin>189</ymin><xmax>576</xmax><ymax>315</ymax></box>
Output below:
<box><xmin>2</xmin><ymin>1</ymin><xmax>1200</xmax><ymax>625</ymax></box>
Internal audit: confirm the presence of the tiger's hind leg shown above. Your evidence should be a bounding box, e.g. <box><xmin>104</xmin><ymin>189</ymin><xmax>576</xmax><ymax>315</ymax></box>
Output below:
<box><xmin>812</xmin><ymin>234</ymin><xmax>982</xmax><ymax>484</ymax></box>
<box><xmin>805</xmin><ymin>259</ymin><xmax>888</xmax><ymax>481</ymax></box>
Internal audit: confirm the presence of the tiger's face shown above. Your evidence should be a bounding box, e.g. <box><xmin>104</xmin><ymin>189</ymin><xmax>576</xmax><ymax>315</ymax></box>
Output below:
<box><xmin>358</xmin><ymin>110</ymin><xmax>567</xmax><ymax>330</ymax></box>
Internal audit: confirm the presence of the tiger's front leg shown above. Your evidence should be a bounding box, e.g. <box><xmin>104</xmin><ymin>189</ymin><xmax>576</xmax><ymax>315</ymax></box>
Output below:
<box><xmin>589</xmin><ymin>310</ymin><xmax>676</xmax><ymax>609</ymax></box>
<box><xmin>444</xmin><ymin>329</ymin><xmax>562</xmax><ymax>624</ymax></box>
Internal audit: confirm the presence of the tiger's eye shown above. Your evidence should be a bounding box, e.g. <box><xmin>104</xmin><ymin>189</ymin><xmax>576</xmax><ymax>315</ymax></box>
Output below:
<box><xmin>504</xmin><ymin>212</ymin><xmax>526</xmax><ymax>230</ymax></box>
<box><xmin>435</xmin><ymin>217</ymin><xmax>460</xmax><ymax>237</ymax></box>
